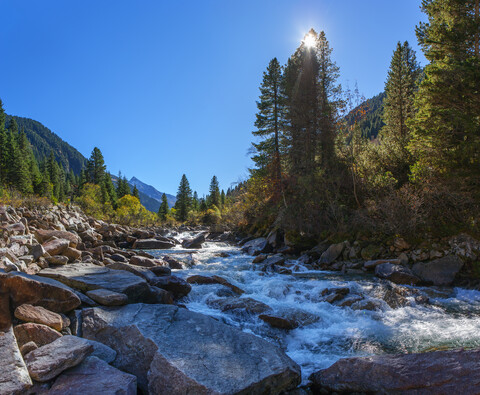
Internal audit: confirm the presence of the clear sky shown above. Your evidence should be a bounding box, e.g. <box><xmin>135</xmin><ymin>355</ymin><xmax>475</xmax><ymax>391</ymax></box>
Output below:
<box><xmin>0</xmin><ymin>0</ymin><xmax>427</xmax><ymax>196</ymax></box>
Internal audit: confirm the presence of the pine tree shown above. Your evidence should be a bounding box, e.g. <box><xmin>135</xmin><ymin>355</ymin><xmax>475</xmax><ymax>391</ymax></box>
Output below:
<box><xmin>103</xmin><ymin>173</ymin><xmax>118</xmax><ymax>208</ymax></box>
<box><xmin>86</xmin><ymin>147</ymin><xmax>106</xmax><ymax>184</ymax></box>
<box><xmin>409</xmin><ymin>0</ymin><xmax>480</xmax><ymax>179</ymax></box>
<box><xmin>0</xmin><ymin>99</ymin><xmax>7</xmax><ymax>185</ymax></box>
<box><xmin>174</xmin><ymin>174</ymin><xmax>192</xmax><ymax>221</ymax></box>
<box><xmin>220</xmin><ymin>189</ymin><xmax>226</xmax><ymax>208</ymax></box>
<box><xmin>158</xmin><ymin>193</ymin><xmax>169</xmax><ymax>220</ymax></box>
<box><xmin>116</xmin><ymin>174</ymin><xmax>131</xmax><ymax>198</ymax></box>
<box><xmin>192</xmin><ymin>191</ymin><xmax>199</xmax><ymax>211</ymax></box>
<box><xmin>380</xmin><ymin>41</ymin><xmax>421</xmax><ymax>185</ymax></box>
<box><xmin>132</xmin><ymin>185</ymin><xmax>140</xmax><ymax>199</ymax></box>
<box><xmin>251</xmin><ymin>58</ymin><xmax>285</xmax><ymax>182</ymax></box>
<box><xmin>207</xmin><ymin>175</ymin><xmax>220</xmax><ymax>208</ymax></box>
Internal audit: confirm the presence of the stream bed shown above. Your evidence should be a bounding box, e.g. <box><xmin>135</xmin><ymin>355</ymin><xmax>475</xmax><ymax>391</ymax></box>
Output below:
<box><xmin>150</xmin><ymin>234</ymin><xmax>480</xmax><ymax>382</ymax></box>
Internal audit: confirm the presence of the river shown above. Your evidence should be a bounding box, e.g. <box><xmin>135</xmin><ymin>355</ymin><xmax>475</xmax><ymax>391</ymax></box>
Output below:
<box><xmin>150</xmin><ymin>233</ymin><xmax>480</xmax><ymax>383</ymax></box>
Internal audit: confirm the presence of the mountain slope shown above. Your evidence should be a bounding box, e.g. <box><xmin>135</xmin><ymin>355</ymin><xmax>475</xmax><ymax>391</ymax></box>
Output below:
<box><xmin>129</xmin><ymin>177</ymin><xmax>176</xmax><ymax>208</ymax></box>
<box><xmin>5</xmin><ymin>115</ymin><xmax>87</xmax><ymax>174</ymax></box>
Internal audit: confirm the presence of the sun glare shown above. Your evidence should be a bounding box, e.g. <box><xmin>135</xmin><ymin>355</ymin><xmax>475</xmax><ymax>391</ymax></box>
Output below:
<box><xmin>302</xmin><ymin>33</ymin><xmax>316</xmax><ymax>48</ymax></box>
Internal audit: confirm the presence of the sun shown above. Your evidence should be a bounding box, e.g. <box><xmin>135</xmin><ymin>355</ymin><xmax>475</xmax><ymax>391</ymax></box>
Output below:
<box><xmin>302</xmin><ymin>33</ymin><xmax>316</xmax><ymax>48</ymax></box>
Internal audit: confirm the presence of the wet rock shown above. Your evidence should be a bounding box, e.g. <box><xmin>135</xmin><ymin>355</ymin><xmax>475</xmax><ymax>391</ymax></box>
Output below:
<box><xmin>351</xmin><ymin>299</ymin><xmax>382</xmax><ymax>311</ymax></box>
<box><xmin>1</xmin><ymin>271</ymin><xmax>81</xmax><ymax>313</ymax></box>
<box><xmin>161</xmin><ymin>255</ymin><xmax>184</xmax><ymax>269</ymax></box>
<box><xmin>208</xmin><ymin>297</ymin><xmax>271</xmax><ymax>314</ymax></box>
<box><xmin>35</xmin><ymin>230</ymin><xmax>81</xmax><ymax>248</ymax></box>
<box><xmin>242</xmin><ymin>237</ymin><xmax>270</xmax><ymax>255</ymax></box>
<box><xmin>24</xmin><ymin>335</ymin><xmax>93</xmax><ymax>382</ymax></box>
<box><xmin>375</xmin><ymin>262</ymin><xmax>420</xmax><ymax>285</ymax></box>
<box><xmin>38</xmin><ymin>263</ymin><xmax>155</xmax><ymax>303</ymax></box>
<box><xmin>82</xmin><ymin>304</ymin><xmax>300</xmax><ymax>394</ymax></box>
<box><xmin>319</xmin><ymin>242</ymin><xmax>345</xmax><ymax>264</ymax></box>
<box><xmin>309</xmin><ymin>348</ymin><xmax>480</xmax><ymax>394</ymax></box>
<box><xmin>364</xmin><ymin>258</ymin><xmax>401</xmax><ymax>270</ymax></box>
<box><xmin>0</xmin><ymin>328</ymin><xmax>33</xmax><ymax>394</ymax></box>
<box><xmin>14</xmin><ymin>322</ymin><xmax>62</xmax><ymax>348</ymax></box>
<box><xmin>20</xmin><ymin>341</ymin><xmax>38</xmax><ymax>356</ymax></box>
<box><xmin>14</xmin><ymin>304</ymin><xmax>66</xmax><ymax>331</ymax></box>
<box><xmin>253</xmin><ymin>254</ymin><xmax>267</xmax><ymax>263</ymax></box>
<box><xmin>152</xmin><ymin>275</ymin><xmax>191</xmax><ymax>298</ymax></box>
<box><xmin>132</xmin><ymin>238</ymin><xmax>175</xmax><ymax>249</ymax></box>
<box><xmin>337</xmin><ymin>294</ymin><xmax>363</xmax><ymax>307</ymax></box>
<box><xmin>130</xmin><ymin>255</ymin><xmax>157</xmax><ymax>268</ymax></box>
<box><xmin>86</xmin><ymin>289</ymin><xmax>128</xmax><ymax>306</ymax></box>
<box><xmin>262</xmin><ymin>254</ymin><xmax>286</xmax><ymax>266</ymax></box>
<box><xmin>259</xmin><ymin>314</ymin><xmax>298</xmax><ymax>330</ymax></box>
<box><xmin>182</xmin><ymin>232</ymin><xmax>206</xmax><ymax>249</ymax></box>
<box><xmin>47</xmin><ymin>356</ymin><xmax>137</xmax><ymax>395</ymax></box>
<box><xmin>412</xmin><ymin>255</ymin><xmax>464</xmax><ymax>286</ymax></box>
<box><xmin>42</xmin><ymin>238</ymin><xmax>70</xmax><ymax>256</ymax></box>
<box><xmin>187</xmin><ymin>274</ymin><xmax>245</xmax><ymax>295</ymax></box>
<box><xmin>150</xmin><ymin>265</ymin><xmax>172</xmax><ymax>276</ymax></box>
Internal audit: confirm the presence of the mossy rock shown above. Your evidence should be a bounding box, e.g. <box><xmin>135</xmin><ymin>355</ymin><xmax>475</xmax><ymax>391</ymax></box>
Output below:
<box><xmin>361</xmin><ymin>244</ymin><xmax>383</xmax><ymax>260</ymax></box>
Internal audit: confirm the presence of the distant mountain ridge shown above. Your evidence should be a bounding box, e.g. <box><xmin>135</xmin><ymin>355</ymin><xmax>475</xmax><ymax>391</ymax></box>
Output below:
<box><xmin>129</xmin><ymin>177</ymin><xmax>176</xmax><ymax>208</ymax></box>
<box><xmin>5</xmin><ymin>115</ymin><xmax>87</xmax><ymax>174</ymax></box>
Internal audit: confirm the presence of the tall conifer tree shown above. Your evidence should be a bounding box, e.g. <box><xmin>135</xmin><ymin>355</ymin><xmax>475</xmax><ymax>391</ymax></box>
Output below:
<box><xmin>174</xmin><ymin>174</ymin><xmax>192</xmax><ymax>222</ymax></box>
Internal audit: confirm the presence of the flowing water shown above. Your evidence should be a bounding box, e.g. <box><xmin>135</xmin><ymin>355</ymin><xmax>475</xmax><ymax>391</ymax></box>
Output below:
<box><xmin>150</xmin><ymin>232</ymin><xmax>480</xmax><ymax>383</ymax></box>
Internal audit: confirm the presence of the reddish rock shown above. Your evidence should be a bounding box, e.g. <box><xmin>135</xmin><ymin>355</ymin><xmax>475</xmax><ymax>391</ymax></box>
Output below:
<box><xmin>14</xmin><ymin>322</ymin><xmax>62</xmax><ymax>348</ymax></box>
<box><xmin>130</xmin><ymin>255</ymin><xmax>157</xmax><ymax>268</ymax></box>
<box><xmin>259</xmin><ymin>314</ymin><xmax>298</xmax><ymax>330</ymax></box>
<box><xmin>35</xmin><ymin>230</ymin><xmax>81</xmax><ymax>248</ymax></box>
<box><xmin>63</xmin><ymin>247</ymin><xmax>82</xmax><ymax>261</ymax></box>
<box><xmin>42</xmin><ymin>238</ymin><xmax>70</xmax><ymax>256</ymax></box>
<box><xmin>14</xmin><ymin>304</ymin><xmax>66</xmax><ymax>331</ymax></box>
<box><xmin>20</xmin><ymin>341</ymin><xmax>38</xmax><ymax>356</ymax></box>
<box><xmin>0</xmin><ymin>289</ymin><xmax>11</xmax><ymax>331</ymax></box>
<box><xmin>86</xmin><ymin>289</ymin><xmax>128</xmax><ymax>306</ymax></box>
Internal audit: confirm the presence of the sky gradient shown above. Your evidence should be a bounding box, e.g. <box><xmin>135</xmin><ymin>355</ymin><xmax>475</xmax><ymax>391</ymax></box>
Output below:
<box><xmin>0</xmin><ymin>1</ymin><xmax>427</xmax><ymax>196</ymax></box>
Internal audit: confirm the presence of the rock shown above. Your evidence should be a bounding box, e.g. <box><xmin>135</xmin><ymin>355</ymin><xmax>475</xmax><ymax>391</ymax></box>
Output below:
<box><xmin>266</xmin><ymin>228</ymin><xmax>284</xmax><ymax>249</ymax></box>
<box><xmin>86</xmin><ymin>289</ymin><xmax>128</xmax><ymax>306</ymax></box>
<box><xmin>262</xmin><ymin>254</ymin><xmax>286</xmax><ymax>266</ymax></box>
<box><xmin>42</xmin><ymin>238</ymin><xmax>70</xmax><ymax>256</ymax></box>
<box><xmin>152</xmin><ymin>275</ymin><xmax>191</xmax><ymax>298</ymax></box>
<box><xmin>259</xmin><ymin>314</ymin><xmax>298</xmax><ymax>330</ymax></box>
<box><xmin>242</xmin><ymin>237</ymin><xmax>270</xmax><ymax>255</ymax></box>
<box><xmin>252</xmin><ymin>254</ymin><xmax>267</xmax><ymax>263</ymax></box>
<box><xmin>337</xmin><ymin>294</ymin><xmax>363</xmax><ymax>307</ymax></box>
<box><xmin>110</xmin><ymin>253</ymin><xmax>128</xmax><ymax>263</ymax></box>
<box><xmin>148</xmin><ymin>285</ymin><xmax>175</xmax><ymax>304</ymax></box>
<box><xmin>130</xmin><ymin>255</ymin><xmax>157</xmax><ymax>268</ymax></box>
<box><xmin>0</xmin><ymin>328</ymin><xmax>32</xmax><ymax>394</ymax></box>
<box><xmin>38</xmin><ymin>263</ymin><xmax>155</xmax><ymax>303</ymax></box>
<box><xmin>7</xmin><ymin>222</ymin><xmax>26</xmax><ymax>235</ymax></box>
<box><xmin>309</xmin><ymin>348</ymin><xmax>480</xmax><ymax>394</ymax></box>
<box><xmin>85</xmin><ymin>339</ymin><xmax>117</xmax><ymax>363</ymax></box>
<box><xmin>162</xmin><ymin>255</ymin><xmax>184</xmax><ymax>269</ymax></box>
<box><xmin>47</xmin><ymin>255</ymin><xmax>69</xmax><ymax>265</ymax></box>
<box><xmin>47</xmin><ymin>356</ymin><xmax>137</xmax><ymax>395</ymax></box>
<box><xmin>393</xmin><ymin>237</ymin><xmax>411</xmax><ymax>251</ymax></box>
<box><xmin>31</xmin><ymin>244</ymin><xmax>47</xmax><ymax>261</ymax></box>
<box><xmin>24</xmin><ymin>335</ymin><xmax>93</xmax><ymax>382</ymax></box>
<box><xmin>82</xmin><ymin>304</ymin><xmax>300</xmax><ymax>394</ymax></box>
<box><xmin>182</xmin><ymin>232</ymin><xmax>207</xmax><ymax>249</ymax></box>
<box><xmin>132</xmin><ymin>238</ymin><xmax>175</xmax><ymax>249</ymax></box>
<box><xmin>63</xmin><ymin>247</ymin><xmax>82</xmax><ymax>261</ymax></box>
<box><xmin>0</xmin><ymin>289</ymin><xmax>11</xmax><ymax>331</ymax></box>
<box><xmin>412</xmin><ymin>255</ymin><xmax>464</xmax><ymax>286</ymax></box>
<box><xmin>351</xmin><ymin>299</ymin><xmax>382</xmax><ymax>311</ymax></box>
<box><xmin>35</xmin><ymin>230</ymin><xmax>81</xmax><ymax>248</ymax></box>
<box><xmin>13</xmin><ymin>323</ymin><xmax>62</xmax><ymax>348</ymax></box>
<box><xmin>319</xmin><ymin>242</ymin><xmax>345</xmax><ymax>264</ymax></box>
<box><xmin>106</xmin><ymin>261</ymin><xmax>157</xmax><ymax>282</ymax></box>
<box><xmin>398</xmin><ymin>252</ymin><xmax>409</xmax><ymax>265</ymax></box>
<box><xmin>208</xmin><ymin>297</ymin><xmax>271</xmax><ymax>314</ymax></box>
<box><xmin>361</xmin><ymin>244</ymin><xmax>382</xmax><ymax>260</ymax></box>
<box><xmin>375</xmin><ymin>262</ymin><xmax>420</xmax><ymax>285</ymax></box>
<box><xmin>20</xmin><ymin>341</ymin><xmax>38</xmax><ymax>356</ymax></box>
<box><xmin>1</xmin><ymin>271</ymin><xmax>81</xmax><ymax>313</ymax></box>
<box><xmin>364</xmin><ymin>258</ymin><xmax>401</xmax><ymax>270</ymax></box>
<box><xmin>187</xmin><ymin>274</ymin><xmax>244</xmax><ymax>295</ymax></box>
<box><xmin>150</xmin><ymin>265</ymin><xmax>172</xmax><ymax>276</ymax></box>
<box><xmin>14</xmin><ymin>304</ymin><xmax>66</xmax><ymax>331</ymax></box>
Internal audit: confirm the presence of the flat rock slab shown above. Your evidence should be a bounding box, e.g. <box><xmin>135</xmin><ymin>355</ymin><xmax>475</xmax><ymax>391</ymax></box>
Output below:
<box><xmin>86</xmin><ymin>289</ymin><xmax>128</xmax><ymax>306</ymax></box>
<box><xmin>24</xmin><ymin>335</ymin><xmax>93</xmax><ymax>382</ymax></box>
<box><xmin>82</xmin><ymin>303</ymin><xmax>301</xmax><ymax>394</ymax></box>
<box><xmin>47</xmin><ymin>356</ymin><xmax>137</xmax><ymax>395</ymax></box>
<box><xmin>15</xmin><ymin>304</ymin><xmax>65</xmax><ymax>331</ymax></box>
<box><xmin>310</xmin><ymin>348</ymin><xmax>480</xmax><ymax>394</ymax></box>
<box><xmin>38</xmin><ymin>263</ymin><xmax>153</xmax><ymax>303</ymax></box>
<box><xmin>0</xmin><ymin>271</ymin><xmax>81</xmax><ymax>313</ymax></box>
<box><xmin>187</xmin><ymin>275</ymin><xmax>244</xmax><ymax>295</ymax></box>
<box><xmin>133</xmin><ymin>238</ymin><xmax>175</xmax><ymax>249</ymax></box>
<box><xmin>412</xmin><ymin>255</ymin><xmax>464</xmax><ymax>286</ymax></box>
<box><xmin>14</xmin><ymin>322</ymin><xmax>62</xmax><ymax>348</ymax></box>
<box><xmin>0</xmin><ymin>328</ymin><xmax>32</xmax><ymax>395</ymax></box>
<box><xmin>106</xmin><ymin>261</ymin><xmax>157</xmax><ymax>283</ymax></box>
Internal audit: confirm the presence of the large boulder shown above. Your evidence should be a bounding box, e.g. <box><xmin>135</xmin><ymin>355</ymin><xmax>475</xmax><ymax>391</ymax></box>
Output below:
<box><xmin>47</xmin><ymin>356</ymin><xmax>137</xmax><ymax>395</ymax></box>
<box><xmin>130</xmin><ymin>255</ymin><xmax>157</xmax><ymax>268</ymax></box>
<box><xmin>242</xmin><ymin>237</ymin><xmax>270</xmax><ymax>255</ymax></box>
<box><xmin>0</xmin><ymin>328</ymin><xmax>32</xmax><ymax>394</ymax></box>
<box><xmin>82</xmin><ymin>304</ymin><xmax>301</xmax><ymax>394</ymax></box>
<box><xmin>106</xmin><ymin>261</ymin><xmax>157</xmax><ymax>283</ymax></box>
<box><xmin>13</xmin><ymin>322</ymin><xmax>62</xmax><ymax>348</ymax></box>
<box><xmin>42</xmin><ymin>238</ymin><xmax>70</xmax><ymax>256</ymax></box>
<box><xmin>35</xmin><ymin>229</ymin><xmax>81</xmax><ymax>248</ymax></box>
<box><xmin>182</xmin><ymin>233</ymin><xmax>206</xmax><ymax>249</ymax></box>
<box><xmin>151</xmin><ymin>275</ymin><xmax>191</xmax><ymax>298</ymax></box>
<box><xmin>319</xmin><ymin>242</ymin><xmax>345</xmax><ymax>265</ymax></box>
<box><xmin>86</xmin><ymin>289</ymin><xmax>128</xmax><ymax>306</ymax></box>
<box><xmin>38</xmin><ymin>263</ymin><xmax>155</xmax><ymax>303</ymax></box>
<box><xmin>207</xmin><ymin>297</ymin><xmax>271</xmax><ymax>315</ymax></box>
<box><xmin>133</xmin><ymin>238</ymin><xmax>175</xmax><ymax>249</ymax></box>
<box><xmin>0</xmin><ymin>271</ymin><xmax>81</xmax><ymax>313</ymax></box>
<box><xmin>187</xmin><ymin>274</ymin><xmax>245</xmax><ymax>295</ymax></box>
<box><xmin>24</xmin><ymin>335</ymin><xmax>93</xmax><ymax>382</ymax></box>
<box><xmin>309</xmin><ymin>349</ymin><xmax>480</xmax><ymax>394</ymax></box>
<box><xmin>14</xmin><ymin>304</ymin><xmax>66</xmax><ymax>331</ymax></box>
<box><xmin>375</xmin><ymin>262</ymin><xmax>420</xmax><ymax>285</ymax></box>
<box><xmin>412</xmin><ymin>255</ymin><xmax>464</xmax><ymax>286</ymax></box>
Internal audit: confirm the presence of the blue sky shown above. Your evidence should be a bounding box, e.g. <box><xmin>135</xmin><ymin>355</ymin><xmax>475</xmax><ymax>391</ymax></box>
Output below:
<box><xmin>0</xmin><ymin>1</ymin><xmax>426</xmax><ymax>196</ymax></box>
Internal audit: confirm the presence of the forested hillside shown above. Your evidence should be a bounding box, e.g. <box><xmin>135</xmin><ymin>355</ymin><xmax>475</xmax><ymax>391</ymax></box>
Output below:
<box><xmin>344</xmin><ymin>92</ymin><xmax>385</xmax><ymax>140</ymax></box>
<box><xmin>5</xmin><ymin>115</ymin><xmax>86</xmax><ymax>174</ymax></box>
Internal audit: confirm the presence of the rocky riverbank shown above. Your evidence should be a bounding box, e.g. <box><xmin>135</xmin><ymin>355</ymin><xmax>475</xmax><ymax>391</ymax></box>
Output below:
<box><xmin>1</xmin><ymin>204</ymin><xmax>479</xmax><ymax>394</ymax></box>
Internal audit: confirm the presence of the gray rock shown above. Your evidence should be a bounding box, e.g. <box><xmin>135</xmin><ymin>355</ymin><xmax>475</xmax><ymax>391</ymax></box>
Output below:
<box><xmin>0</xmin><ymin>327</ymin><xmax>32</xmax><ymax>394</ymax></box>
<box><xmin>47</xmin><ymin>356</ymin><xmax>136</xmax><ymax>395</ymax></box>
<box><xmin>364</xmin><ymin>258</ymin><xmax>401</xmax><ymax>270</ymax></box>
<box><xmin>132</xmin><ymin>238</ymin><xmax>175</xmax><ymax>249</ymax></box>
<box><xmin>86</xmin><ymin>289</ymin><xmax>128</xmax><ymax>306</ymax></box>
<box><xmin>182</xmin><ymin>233</ymin><xmax>206</xmax><ymax>249</ymax></box>
<box><xmin>85</xmin><ymin>339</ymin><xmax>117</xmax><ymax>363</ymax></box>
<box><xmin>242</xmin><ymin>237</ymin><xmax>270</xmax><ymax>255</ymax></box>
<box><xmin>207</xmin><ymin>297</ymin><xmax>271</xmax><ymax>314</ymax></box>
<box><xmin>412</xmin><ymin>255</ymin><xmax>464</xmax><ymax>286</ymax></box>
<box><xmin>309</xmin><ymin>348</ymin><xmax>480</xmax><ymax>394</ymax></box>
<box><xmin>319</xmin><ymin>242</ymin><xmax>345</xmax><ymax>264</ymax></box>
<box><xmin>38</xmin><ymin>263</ymin><xmax>155</xmax><ymax>303</ymax></box>
<box><xmin>151</xmin><ymin>275</ymin><xmax>191</xmax><ymax>298</ymax></box>
<box><xmin>375</xmin><ymin>262</ymin><xmax>420</xmax><ymax>285</ymax></box>
<box><xmin>106</xmin><ymin>261</ymin><xmax>157</xmax><ymax>283</ymax></box>
<box><xmin>24</xmin><ymin>335</ymin><xmax>93</xmax><ymax>382</ymax></box>
<box><xmin>82</xmin><ymin>304</ymin><xmax>300</xmax><ymax>394</ymax></box>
